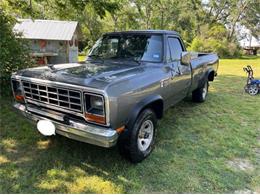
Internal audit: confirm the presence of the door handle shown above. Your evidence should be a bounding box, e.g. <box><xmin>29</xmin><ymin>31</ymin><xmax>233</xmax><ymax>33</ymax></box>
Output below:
<box><xmin>174</xmin><ymin>69</ymin><xmax>182</xmax><ymax>75</ymax></box>
<box><xmin>170</xmin><ymin>64</ymin><xmax>182</xmax><ymax>76</ymax></box>
<box><xmin>166</xmin><ymin>65</ymin><xmax>182</xmax><ymax>78</ymax></box>
<box><xmin>170</xmin><ymin>69</ymin><xmax>182</xmax><ymax>79</ymax></box>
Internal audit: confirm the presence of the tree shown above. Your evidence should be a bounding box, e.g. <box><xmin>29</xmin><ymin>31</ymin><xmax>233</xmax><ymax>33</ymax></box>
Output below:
<box><xmin>0</xmin><ymin>9</ymin><xmax>33</xmax><ymax>94</ymax></box>
<box><xmin>203</xmin><ymin>0</ymin><xmax>259</xmax><ymax>41</ymax></box>
<box><xmin>240</xmin><ymin>0</ymin><xmax>260</xmax><ymax>37</ymax></box>
<box><xmin>67</xmin><ymin>0</ymin><xmax>119</xmax><ymax>18</ymax></box>
<box><xmin>189</xmin><ymin>24</ymin><xmax>241</xmax><ymax>57</ymax></box>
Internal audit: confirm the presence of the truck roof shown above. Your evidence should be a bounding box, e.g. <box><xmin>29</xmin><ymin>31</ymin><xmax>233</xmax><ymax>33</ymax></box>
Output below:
<box><xmin>104</xmin><ymin>30</ymin><xmax>179</xmax><ymax>36</ymax></box>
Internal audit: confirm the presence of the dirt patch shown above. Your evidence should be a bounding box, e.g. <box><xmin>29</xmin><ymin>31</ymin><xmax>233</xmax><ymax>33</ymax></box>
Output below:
<box><xmin>227</xmin><ymin>158</ymin><xmax>254</xmax><ymax>171</ymax></box>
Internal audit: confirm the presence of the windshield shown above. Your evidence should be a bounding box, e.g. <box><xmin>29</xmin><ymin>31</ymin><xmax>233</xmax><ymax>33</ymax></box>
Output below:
<box><xmin>88</xmin><ymin>34</ymin><xmax>163</xmax><ymax>63</ymax></box>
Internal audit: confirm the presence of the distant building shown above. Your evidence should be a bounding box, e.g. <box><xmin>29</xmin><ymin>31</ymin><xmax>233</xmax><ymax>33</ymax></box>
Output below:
<box><xmin>239</xmin><ymin>32</ymin><xmax>260</xmax><ymax>55</ymax></box>
<box><xmin>13</xmin><ymin>19</ymin><xmax>80</xmax><ymax>65</ymax></box>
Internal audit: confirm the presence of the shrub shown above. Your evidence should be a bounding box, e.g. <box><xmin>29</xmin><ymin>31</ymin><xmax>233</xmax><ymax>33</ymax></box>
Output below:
<box><xmin>188</xmin><ymin>24</ymin><xmax>241</xmax><ymax>58</ymax></box>
<box><xmin>0</xmin><ymin>9</ymin><xmax>33</xmax><ymax>96</ymax></box>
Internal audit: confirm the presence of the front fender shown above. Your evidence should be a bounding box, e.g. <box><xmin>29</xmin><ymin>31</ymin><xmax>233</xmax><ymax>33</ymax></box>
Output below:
<box><xmin>127</xmin><ymin>94</ymin><xmax>163</xmax><ymax>130</ymax></box>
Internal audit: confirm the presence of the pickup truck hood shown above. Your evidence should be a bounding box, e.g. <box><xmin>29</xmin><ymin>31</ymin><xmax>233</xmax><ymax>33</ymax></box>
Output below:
<box><xmin>15</xmin><ymin>61</ymin><xmax>146</xmax><ymax>90</ymax></box>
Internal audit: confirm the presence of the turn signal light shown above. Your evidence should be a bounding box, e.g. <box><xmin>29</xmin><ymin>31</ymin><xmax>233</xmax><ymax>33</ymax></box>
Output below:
<box><xmin>12</xmin><ymin>80</ymin><xmax>25</xmax><ymax>103</ymax></box>
<box><xmin>15</xmin><ymin>95</ymin><xmax>24</xmax><ymax>102</ymax></box>
<box><xmin>116</xmin><ymin>126</ymin><xmax>125</xmax><ymax>133</ymax></box>
<box><xmin>85</xmin><ymin>113</ymin><xmax>106</xmax><ymax>125</ymax></box>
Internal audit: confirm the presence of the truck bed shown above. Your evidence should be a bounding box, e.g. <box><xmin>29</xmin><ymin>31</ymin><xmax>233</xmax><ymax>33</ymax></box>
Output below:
<box><xmin>189</xmin><ymin>52</ymin><xmax>219</xmax><ymax>92</ymax></box>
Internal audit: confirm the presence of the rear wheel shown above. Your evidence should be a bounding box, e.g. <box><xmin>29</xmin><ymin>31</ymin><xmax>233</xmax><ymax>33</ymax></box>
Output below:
<box><xmin>118</xmin><ymin>109</ymin><xmax>157</xmax><ymax>163</ymax></box>
<box><xmin>248</xmin><ymin>84</ymin><xmax>259</xmax><ymax>95</ymax></box>
<box><xmin>192</xmin><ymin>81</ymin><xmax>209</xmax><ymax>102</ymax></box>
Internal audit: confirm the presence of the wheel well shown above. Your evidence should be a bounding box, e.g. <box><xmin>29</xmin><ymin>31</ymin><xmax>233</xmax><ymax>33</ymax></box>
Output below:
<box><xmin>143</xmin><ymin>99</ymin><xmax>164</xmax><ymax>119</ymax></box>
<box><xmin>208</xmin><ymin>71</ymin><xmax>215</xmax><ymax>81</ymax></box>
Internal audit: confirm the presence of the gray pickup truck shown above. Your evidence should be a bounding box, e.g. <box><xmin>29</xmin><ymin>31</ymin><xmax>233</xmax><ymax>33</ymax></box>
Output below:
<box><xmin>11</xmin><ymin>30</ymin><xmax>218</xmax><ymax>162</ymax></box>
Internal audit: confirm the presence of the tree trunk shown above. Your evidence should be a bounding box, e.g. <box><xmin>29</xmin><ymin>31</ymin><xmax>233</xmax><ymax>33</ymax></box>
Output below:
<box><xmin>227</xmin><ymin>1</ymin><xmax>249</xmax><ymax>41</ymax></box>
<box><xmin>111</xmin><ymin>14</ymin><xmax>118</xmax><ymax>32</ymax></box>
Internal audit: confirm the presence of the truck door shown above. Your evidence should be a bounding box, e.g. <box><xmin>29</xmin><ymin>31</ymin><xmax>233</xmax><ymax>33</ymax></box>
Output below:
<box><xmin>167</xmin><ymin>37</ymin><xmax>192</xmax><ymax>104</ymax></box>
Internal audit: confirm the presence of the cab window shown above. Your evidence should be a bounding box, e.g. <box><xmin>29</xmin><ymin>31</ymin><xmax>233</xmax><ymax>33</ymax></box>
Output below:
<box><xmin>168</xmin><ymin>37</ymin><xmax>183</xmax><ymax>61</ymax></box>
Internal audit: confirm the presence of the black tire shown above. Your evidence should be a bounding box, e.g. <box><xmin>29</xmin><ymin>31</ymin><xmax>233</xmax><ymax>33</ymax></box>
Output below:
<box><xmin>118</xmin><ymin>109</ymin><xmax>157</xmax><ymax>163</ymax></box>
<box><xmin>248</xmin><ymin>84</ymin><xmax>259</xmax><ymax>95</ymax></box>
<box><xmin>192</xmin><ymin>81</ymin><xmax>209</xmax><ymax>102</ymax></box>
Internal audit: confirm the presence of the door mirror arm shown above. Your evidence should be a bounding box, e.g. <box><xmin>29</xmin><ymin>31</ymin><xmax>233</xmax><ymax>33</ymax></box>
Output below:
<box><xmin>171</xmin><ymin>60</ymin><xmax>182</xmax><ymax>75</ymax></box>
<box><xmin>181</xmin><ymin>52</ymin><xmax>198</xmax><ymax>66</ymax></box>
<box><xmin>180</xmin><ymin>52</ymin><xmax>191</xmax><ymax>66</ymax></box>
<box><xmin>163</xmin><ymin>65</ymin><xmax>182</xmax><ymax>77</ymax></box>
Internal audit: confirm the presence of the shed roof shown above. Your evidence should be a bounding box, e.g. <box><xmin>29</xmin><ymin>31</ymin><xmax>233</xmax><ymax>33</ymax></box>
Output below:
<box><xmin>13</xmin><ymin>19</ymin><xmax>78</xmax><ymax>41</ymax></box>
<box><xmin>239</xmin><ymin>36</ymin><xmax>260</xmax><ymax>48</ymax></box>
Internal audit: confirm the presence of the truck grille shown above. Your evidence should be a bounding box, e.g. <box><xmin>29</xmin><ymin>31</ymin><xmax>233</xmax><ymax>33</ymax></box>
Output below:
<box><xmin>22</xmin><ymin>81</ymin><xmax>82</xmax><ymax>112</ymax></box>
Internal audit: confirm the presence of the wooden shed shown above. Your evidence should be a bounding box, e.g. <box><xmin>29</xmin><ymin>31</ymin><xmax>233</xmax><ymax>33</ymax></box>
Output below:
<box><xmin>13</xmin><ymin>19</ymin><xmax>80</xmax><ymax>65</ymax></box>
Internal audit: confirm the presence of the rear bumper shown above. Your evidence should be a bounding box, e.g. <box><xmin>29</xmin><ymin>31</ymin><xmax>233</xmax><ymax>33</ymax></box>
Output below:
<box><xmin>13</xmin><ymin>103</ymin><xmax>118</xmax><ymax>148</ymax></box>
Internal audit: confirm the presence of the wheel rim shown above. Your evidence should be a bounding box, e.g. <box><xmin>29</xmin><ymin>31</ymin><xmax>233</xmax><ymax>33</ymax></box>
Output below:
<box><xmin>137</xmin><ymin>120</ymin><xmax>154</xmax><ymax>152</ymax></box>
<box><xmin>202</xmin><ymin>82</ymin><xmax>208</xmax><ymax>99</ymax></box>
<box><xmin>249</xmin><ymin>85</ymin><xmax>258</xmax><ymax>95</ymax></box>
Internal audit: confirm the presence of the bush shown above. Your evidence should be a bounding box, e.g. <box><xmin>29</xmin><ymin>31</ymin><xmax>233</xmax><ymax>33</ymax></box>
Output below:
<box><xmin>188</xmin><ymin>24</ymin><xmax>241</xmax><ymax>58</ymax></box>
<box><xmin>0</xmin><ymin>9</ymin><xmax>33</xmax><ymax>95</ymax></box>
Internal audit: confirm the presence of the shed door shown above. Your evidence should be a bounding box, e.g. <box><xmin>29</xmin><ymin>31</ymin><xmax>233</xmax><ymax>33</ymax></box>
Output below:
<box><xmin>69</xmin><ymin>35</ymin><xmax>78</xmax><ymax>63</ymax></box>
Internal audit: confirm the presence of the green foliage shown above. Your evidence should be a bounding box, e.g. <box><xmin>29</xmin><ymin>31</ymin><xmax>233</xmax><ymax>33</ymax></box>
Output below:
<box><xmin>67</xmin><ymin>0</ymin><xmax>119</xmax><ymax>18</ymax></box>
<box><xmin>240</xmin><ymin>0</ymin><xmax>260</xmax><ymax>37</ymax></box>
<box><xmin>1</xmin><ymin>0</ymin><xmax>258</xmax><ymax>58</ymax></box>
<box><xmin>0</xmin><ymin>9</ymin><xmax>32</xmax><ymax>94</ymax></box>
<box><xmin>188</xmin><ymin>24</ymin><xmax>241</xmax><ymax>58</ymax></box>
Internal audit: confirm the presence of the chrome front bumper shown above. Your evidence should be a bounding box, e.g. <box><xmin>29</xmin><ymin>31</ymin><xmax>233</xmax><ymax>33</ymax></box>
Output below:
<box><xmin>13</xmin><ymin>103</ymin><xmax>118</xmax><ymax>147</ymax></box>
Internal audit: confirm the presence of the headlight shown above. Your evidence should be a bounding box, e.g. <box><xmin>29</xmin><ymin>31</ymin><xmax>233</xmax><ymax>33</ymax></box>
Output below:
<box><xmin>84</xmin><ymin>94</ymin><xmax>105</xmax><ymax>125</ymax></box>
<box><xmin>90</xmin><ymin>96</ymin><xmax>104</xmax><ymax>112</ymax></box>
<box><xmin>11</xmin><ymin>80</ymin><xmax>24</xmax><ymax>103</ymax></box>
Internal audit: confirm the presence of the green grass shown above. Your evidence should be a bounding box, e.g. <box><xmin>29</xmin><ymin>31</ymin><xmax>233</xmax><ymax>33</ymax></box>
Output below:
<box><xmin>1</xmin><ymin>57</ymin><xmax>260</xmax><ymax>193</ymax></box>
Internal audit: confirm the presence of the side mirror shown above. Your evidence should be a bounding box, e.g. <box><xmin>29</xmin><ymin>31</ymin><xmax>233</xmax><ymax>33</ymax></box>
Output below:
<box><xmin>180</xmin><ymin>52</ymin><xmax>191</xmax><ymax>66</ymax></box>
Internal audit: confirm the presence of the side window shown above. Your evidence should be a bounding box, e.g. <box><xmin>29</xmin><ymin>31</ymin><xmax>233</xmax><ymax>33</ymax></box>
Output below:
<box><xmin>168</xmin><ymin>38</ymin><xmax>183</xmax><ymax>61</ymax></box>
<box><xmin>166</xmin><ymin>41</ymin><xmax>171</xmax><ymax>63</ymax></box>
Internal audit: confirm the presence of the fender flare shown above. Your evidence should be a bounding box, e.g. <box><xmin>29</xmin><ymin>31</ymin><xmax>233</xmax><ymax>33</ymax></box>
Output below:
<box><xmin>126</xmin><ymin>94</ymin><xmax>163</xmax><ymax>131</ymax></box>
<box><xmin>206</xmin><ymin>68</ymin><xmax>215</xmax><ymax>81</ymax></box>
<box><xmin>198</xmin><ymin>69</ymin><xmax>214</xmax><ymax>88</ymax></box>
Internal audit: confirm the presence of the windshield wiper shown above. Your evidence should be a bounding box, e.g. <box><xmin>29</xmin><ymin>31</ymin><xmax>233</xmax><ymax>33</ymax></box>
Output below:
<box><xmin>117</xmin><ymin>57</ymin><xmax>142</xmax><ymax>65</ymax></box>
<box><xmin>88</xmin><ymin>54</ymin><xmax>103</xmax><ymax>59</ymax></box>
<box><xmin>87</xmin><ymin>54</ymin><xmax>105</xmax><ymax>63</ymax></box>
<box><xmin>132</xmin><ymin>58</ymin><xmax>142</xmax><ymax>65</ymax></box>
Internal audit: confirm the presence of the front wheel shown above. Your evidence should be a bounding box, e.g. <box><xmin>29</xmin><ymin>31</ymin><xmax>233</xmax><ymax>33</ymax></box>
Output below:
<box><xmin>118</xmin><ymin>109</ymin><xmax>157</xmax><ymax>163</ymax></box>
<box><xmin>192</xmin><ymin>81</ymin><xmax>209</xmax><ymax>102</ymax></box>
